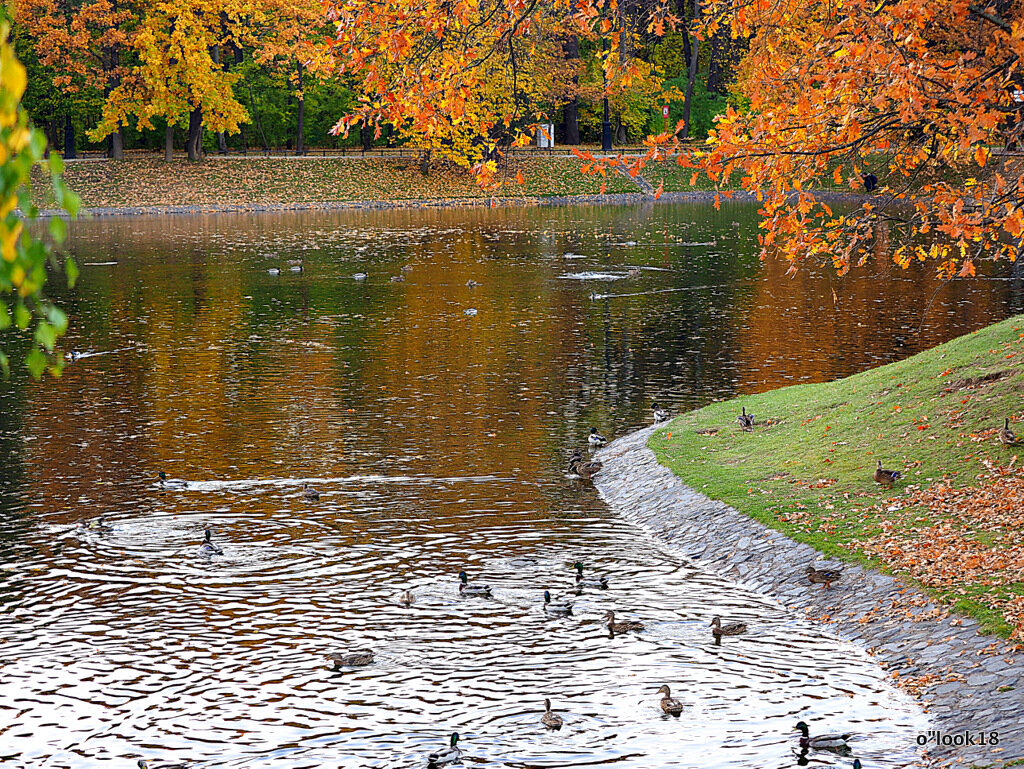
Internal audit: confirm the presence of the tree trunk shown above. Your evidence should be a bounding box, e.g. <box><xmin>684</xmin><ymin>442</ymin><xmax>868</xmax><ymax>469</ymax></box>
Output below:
<box><xmin>109</xmin><ymin>127</ymin><xmax>124</xmax><ymax>159</ymax></box>
<box><xmin>706</xmin><ymin>29</ymin><xmax>726</xmax><ymax>94</ymax></box>
<box><xmin>186</xmin><ymin>106</ymin><xmax>203</xmax><ymax>161</ymax></box>
<box><xmin>213</xmin><ymin>45</ymin><xmax>228</xmax><ymax>154</ymax></box>
<box><xmin>682</xmin><ymin>0</ymin><xmax>701</xmax><ymax>138</ymax></box>
<box><xmin>63</xmin><ymin>113</ymin><xmax>76</xmax><ymax>159</ymax></box>
<box><xmin>615</xmin><ymin>115</ymin><xmax>627</xmax><ymax>144</ymax></box>
<box><xmin>295</xmin><ymin>59</ymin><xmax>305</xmax><ymax>155</ymax></box>
<box><xmin>165</xmin><ymin>123</ymin><xmax>174</xmax><ymax>162</ymax></box>
<box><xmin>562</xmin><ymin>36</ymin><xmax>580</xmax><ymax>145</ymax></box>
<box><xmin>361</xmin><ymin>119</ymin><xmax>374</xmax><ymax>151</ymax></box>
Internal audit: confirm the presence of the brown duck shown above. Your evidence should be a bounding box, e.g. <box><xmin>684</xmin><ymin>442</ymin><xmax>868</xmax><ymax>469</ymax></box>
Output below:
<box><xmin>604</xmin><ymin>611</ymin><xmax>644</xmax><ymax>634</ymax></box>
<box><xmin>999</xmin><ymin>418</ymin><xmax>1018</xmax><ymax>446</ymax></box>
<box><xmin>873</xmin><ymin>460</ymin><xmax>902</xmax><ymax>488</ymax></box>
<box><xmin>656</xmin><ymin>684</ymin><xmax>684</xmax><ymax>715</ymax></box>
<box><xmin>710</xmin><ymin>616</ymin><xmax>747</xmax><ymax>638</ymax></box>
<box><xmin>805</xmin><ymin>566</ymin><xmax>842</xmax><ymax>589</ymax></box>
<box><xmin>568</xmin><ymin>449</ymin><xmax>602</xmax><ymax>479</ymax></box>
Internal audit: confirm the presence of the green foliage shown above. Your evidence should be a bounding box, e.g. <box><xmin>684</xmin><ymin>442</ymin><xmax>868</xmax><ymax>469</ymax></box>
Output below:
<box><xmin>0</xmin><ymin>24</ymin><xmax>79</xmax><ymax>379</ymax></box>
<box><xmin>661</xmin><ymin>76</ymin><xmax>729</xmax><ymax>140</ymax></box>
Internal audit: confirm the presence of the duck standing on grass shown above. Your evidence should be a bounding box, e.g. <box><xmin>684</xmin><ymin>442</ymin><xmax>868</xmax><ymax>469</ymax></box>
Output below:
<box><xmin>541</xmin><ymin>698</ymin><xmax>564</xmax><ymax>729</ymax></box>
<box><xmin>458</xmin><ymin>570</ymin><xmax>492</xmax><ymax>598</ymax></box>
<box><xmin>656</xmin><ymin>684</ymin><xmax>684</xmax><ymax>715</ymax></box>
<box><xmin>737</xmin><ymin>407</ymin><xmax>755</xmax><ymax>431</ymax></box>
<box><xmin>588</xmin><ymin>427</ymin><xmax>607</xmax><ymax>447</ymax></box>
<box><xmin>873</xmin><ymin>460</ymin><xmax>902</xmax><ymax>488</ymax></box>
<box><xmin>427</xmin><ymin>733</ymin><xmax>462</xmax><ymax>768</ymax></box>
<box><xmin>651</xmin><ymin>402</ymin><xmax>669</xmax><ymax>423</ymax></box>
<box><xmin>795</xmin><ymin>720</ymin><xmax>853</xmax><ymax>753</ymax></box>
<box><xmin>999</xmin><ymin>417</ymin><xmax>1018</xmax><ymax>445</ymax></box>
<box><xmin>805</xmin><ymin>566</ymin><xmax>842</xmax><ymax>589</ymax></box>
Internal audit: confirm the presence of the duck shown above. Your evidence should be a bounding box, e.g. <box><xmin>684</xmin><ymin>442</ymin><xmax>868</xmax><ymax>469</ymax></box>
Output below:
<box><xmin>466</xmin><ymin>279</ymin><xmax>480</xmax><ymax>288</ymax></box>
<box><xmin>588</xmin><ymin>427</ymin><xmax>607</xmax><ymax>447</ymax></box>
<box><xmin>573</xmin><ymin>562</ymin><xmax>609</xmax><ymax>589</ymax></box>
<box><xmin>737</xmin><ymin>406</ymin><xmax>755</xmax><ymax>431</ymax></box>
<box><xmin>399</xmin><ymin>590</ymin><xmax>415</xmax><ymax>606</ymax></box>
<box><xmin>267</xmin><ymin>267</ymin><xmax>281</xmax><ymax>275</ymax></box>
<box><xmin>199</xmin><ymin>529</ymin><xmax>223</xmax><ymax>556</ymax></box>
<box><xmin>458</xmin><ymin>570</ymin><xmax>492</xmax><ymax>598</ymax></box>
<box><xmin>853</xmin><ymin>761</ymin><xmax>862</xmax><ymax>769</ymax></box>
<box><xmin>353</xmin><ymin>272</ymin><xmax>368</xmax><ymax>281</ymax></box>
<box><xmin>873</xmin><ymin>460</ymin><xmax>902</xmax><ymax>488</ymax></box>
<box><xmin>158</xmin><ymin>471</ymin><xmax>189</xmax><ymax>490</ymax></box>
<box><xmin>390</xmin><ymin>274</ymin><xmax>404</xmax><ymax>283</ymax></box>
<box><xmin>656</xmin><ymin>684</ymin><xmax>684</xmax><ymax>715</ymax></box>
<box><xmin>303</xmin><ymin>483</ymin><xmax>320</xmax><ymax>501</ymax></box>
<box><xmin>805</xmin><ymin>565</ymin><xmax>842</xmax><ymax>589</ymax></box>
<box><xmin>795</xmin><ymin>720</ymin><xmax>853</xmax><ymax>752</ymax></box>
<box><xmin>999</xmin><ymin>417</ymin><xmax>1018</xmax><ymax>445</ymax></box>
<box><xmin>567</xmin><ymin>450</ymin><xmax>602</xmax><ymax>479</ymax></box>
<box><xmin>289</xmin><ymin>264</ymin><xmax>303</xmax><ymax>273</ymax></box>
<box><xmin>76</xmin><ymin>517</ymin><xmax>112</xmax><ymax>533</ymax></box>
<box><xmin>651</xmin><ymin>402</ymin><xmax>669</xmax><ymax>423</ymax></box>
<box><xmin>710</xmin><ymin>616</ymin><xmax>747</xmax><ymax>637</ymax></box>
<box><xmin>603</xmin><ymin>611</ymin><xmax>643</xmax><ymax>634</ymax></box>
<box><xmin>541</xmin><ymin>698</ymin><xmax>564</xmax><ymax>729</ymax></box>
<box><xmin>543</xmin><ymin>590</ymin><xmax>573</xmax><ymax>615</ymax></box>
<box><xmin>137</xmin><ymin>761</ymin><xmax>188</xmax><ymax>769</ymax></box>
<box><xmin>327</xmin><ymin>649</ymin><xmax>375</xmax><ymax>668</ymax></box>
<box><xmin>67</xmin><ymin>350</ymin><xmax>83</xmax><ymax>362</ymax></box>
<box><xmin>400</xmin><ymin>264</ymin><xmax>413</xmax><ymax>273</ymax></box>
<box><xmin>427</xmin><ymin>732</ymin><xmax>462</xmax><ymax>768</ymax></box>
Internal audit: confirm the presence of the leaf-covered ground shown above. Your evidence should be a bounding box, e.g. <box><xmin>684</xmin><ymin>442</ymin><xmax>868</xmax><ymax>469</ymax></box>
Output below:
<box><xmin>31</xmin><ymin>155</ymin><xmax>637</xmax><ymax>210</ymax></box>
<box><xmin>649</xmin><ymin>315</ymin><xmax>1024</xmax><ymax>641</ymax></box>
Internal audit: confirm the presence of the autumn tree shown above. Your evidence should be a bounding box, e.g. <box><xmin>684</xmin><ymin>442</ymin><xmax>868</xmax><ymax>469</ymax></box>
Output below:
<box><xmin>12</xmin><ymin>0</ymin><xmax>134</xmax><ymax>158</ymax></box>
<box><xmin>652</xmin><ymin>0</ymin><xmax>1024</xmax><ymax>277</ymax></box>
<box><xmin>90</xmin><ymin>0</ymin><xmax>252</xmax><ymax>160</ymax></box>
<box><xmin>324</xmin><ymin>0</ymin><xmax>673</xmax><ymax>186</ymax></box>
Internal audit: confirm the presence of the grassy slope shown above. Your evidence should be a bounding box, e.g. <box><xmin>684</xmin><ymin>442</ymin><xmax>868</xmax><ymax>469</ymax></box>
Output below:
<box><xmin>649</xmin><ymin>315</ymin><xmax>1024</xmax><ymax>638</ymax></box>
<box><xmin>32</xmin><ymin>155</ymin><xmax>638</xmax><ymax>209</ymax></box>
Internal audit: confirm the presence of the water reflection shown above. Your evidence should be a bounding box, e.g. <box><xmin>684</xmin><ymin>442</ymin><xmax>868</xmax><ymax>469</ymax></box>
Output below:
<box><xmin>2</xmin><ymin>202</ymin><xmax>1016</xmax><ymax>767</ymax></box>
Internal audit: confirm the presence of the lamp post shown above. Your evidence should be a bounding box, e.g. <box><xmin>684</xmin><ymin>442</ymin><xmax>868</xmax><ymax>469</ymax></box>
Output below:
<box><xmin>601</xmin><ymin>36</ymin><xmax>612</xmax><ymax>151</ymax></box>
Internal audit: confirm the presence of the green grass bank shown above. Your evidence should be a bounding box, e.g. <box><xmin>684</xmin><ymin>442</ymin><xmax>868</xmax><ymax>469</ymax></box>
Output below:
<box><xmin>649</xmin><ymin>315</ymin><xmax>1024</xmax><ymax>641</ymax></box>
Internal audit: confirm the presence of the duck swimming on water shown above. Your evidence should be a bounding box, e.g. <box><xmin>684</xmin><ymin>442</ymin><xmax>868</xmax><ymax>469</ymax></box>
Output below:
<box><xmin>427</xmin><ymin>733</ymin><xmax>462</xmax><ymax>768</ymax></box>
<box><xmin>199</xmin><ymin>529</ymin><xmax>223</xmax><ymax>556</ymax></box>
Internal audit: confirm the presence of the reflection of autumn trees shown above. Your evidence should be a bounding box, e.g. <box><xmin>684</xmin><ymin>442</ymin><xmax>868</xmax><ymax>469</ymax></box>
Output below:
<box><xmin>734</xmin><ymin>254</ymin><xmax>1013</xmax><ymax>394</ymax></box>
<box><xmin>9</xmin><ymin>204</ymin><xmax>1020</xmax><ymax>526</ymax></box>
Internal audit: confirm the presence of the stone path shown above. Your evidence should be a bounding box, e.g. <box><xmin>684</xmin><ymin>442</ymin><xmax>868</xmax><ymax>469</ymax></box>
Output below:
<box><xmin>593</xmin><ymin>425</ymin><xmax>1023</xmax><ymax>768</ymax></box>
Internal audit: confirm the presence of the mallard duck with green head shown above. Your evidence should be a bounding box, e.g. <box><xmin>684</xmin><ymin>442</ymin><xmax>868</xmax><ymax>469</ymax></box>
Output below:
<box><xmin>604</xmin><ymin>611</ymin><xmax>643</xmax><ymax>634</ymax></box>
<box><xmin>158</xmin><ymin>471</ymin><xmax>188</xmax><ymax>490</ymax></box>
<box><xmin>541</xmin><ymin>698</ymin><xmax>564</xmax><ymax>729</ymax></box>
<box><xmin>651</xmin><ymin>402</ymin><xmax>669</xmax><ymax>423</ymax></box>
<box><xmin>303</xmin><ymin>483</ymin><xmax>320</xmax><ymax>500</ymax></box>
<box><xmin>458</xmin><ymin>570</ymin><xmax>492</xmax><ymax>598</ymax></box>
<box><xmin>427</xmin><ymin>732</ymin><xmax>462</xmax><ymax>768</ymax></box>
<box><xmin>588</xmin><ymin>427</ymin><xmax>607</xmax><ymax>447</ymax></box>
<box><xmin>574</xmin><ymin>562</ymin><xmax>608</xmax><ymax>589</ymax></box>
<box><xmin>656</xmin><ymin>684</ymin><xmax>684</xmax><ymax>715</ymax></box>
<box><xmin>327</xmin><ymin>649</ymin><xmax>375</xmax><ymax>669</ymax></box>
<box><xmin>543</xmin><ymin>590</ymin><xmax>573</xmax><ymax>615</ymax></box>
<box><xmin>199</xmin><ymin>529</ymin><xmax>223</xmax><ymax>556</ymax></box>
<box><xmin>805</xmin><ymin>565</ymin><xmax>842</xmax><ymax>589</ymax></box>
<box><xmin>795</xmin><ymin>720</ymin><xmax>853</xmax><ymax>752</ymax></box>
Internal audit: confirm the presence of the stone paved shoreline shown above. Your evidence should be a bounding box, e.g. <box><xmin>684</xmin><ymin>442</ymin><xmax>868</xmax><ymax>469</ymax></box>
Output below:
<box><xmin>593</xmin><ymin>425</ymin><xmax>1023</xmax><ymax>767</ymax></box>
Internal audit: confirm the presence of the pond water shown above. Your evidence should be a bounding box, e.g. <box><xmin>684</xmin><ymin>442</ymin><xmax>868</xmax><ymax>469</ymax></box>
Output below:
<box><xmin>1</xmin><ymin>202</ymin><xmax>1020</xmax><ymax>768</ymax></box>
